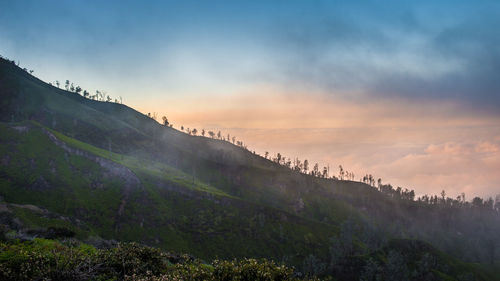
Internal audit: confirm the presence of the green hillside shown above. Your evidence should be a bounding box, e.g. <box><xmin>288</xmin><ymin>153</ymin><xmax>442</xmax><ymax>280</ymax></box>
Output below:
<box><xmin>1</xmin><ymin>57</ymin><xmax>499</xmax><ymax>280</ymax></box>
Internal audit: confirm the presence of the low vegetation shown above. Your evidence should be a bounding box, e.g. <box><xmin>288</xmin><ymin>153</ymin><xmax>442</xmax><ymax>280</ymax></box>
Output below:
<box><xmin>1</xmin><ymin>56</ymin><xmax>500</xmax><ymax>280</ymax></box>
<box><xmin>1</xmin><ymin>237</ymin><xmax>496</xmax><ymax>281</ymax></box>
<box><xmin>0</xmin><ymin>239</ymin><xmax>308</xmax><ymax>281</ymax></box>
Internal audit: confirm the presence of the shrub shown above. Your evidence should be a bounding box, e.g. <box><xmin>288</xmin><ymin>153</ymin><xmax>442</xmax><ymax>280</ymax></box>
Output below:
<box><xmin>212</xmin><ymin>258</ymin><xmax>295</xmax><ymax>281</ymax></box>
<box><xmin>0</xmin><ymin>239</ymin><xmax>311</xmax><ymax>281</ymax></box>
<box><xmin>98</xmin><ymin>242</ymin><xmax>172</xmax><ymax>278</ymax></box>
<box><xmin>0</xmin><ymin>238</ymin><xmax>98</xmax><ymax>280</ymax></box>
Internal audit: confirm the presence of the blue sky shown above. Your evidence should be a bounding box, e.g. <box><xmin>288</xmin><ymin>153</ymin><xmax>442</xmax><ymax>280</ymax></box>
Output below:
<box><xmin>1</xmin><ymin>0</ymin><xmax>500</xmax><ymax>197</ymax></box>
<box><xmin>2</xmin><ymin>0</ymin><xmax>500</xmax><ymax>109</ymax></box>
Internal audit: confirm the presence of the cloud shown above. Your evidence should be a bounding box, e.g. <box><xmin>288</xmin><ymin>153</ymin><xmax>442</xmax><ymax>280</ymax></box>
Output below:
<box><xmin>2</xmin><ymin>0</ymin><xmax>499</xmax><ymax>113</ymax></box>
<box><xmin>156</xmin><ymin>92</ymin><xmax>500</xmax><ymax>199</ymax></box>
<box><xmin>2</xmin><ymin>0</ymin><xmax>499</xmax><ymax>199</ymax></box>
<box><xmin>475</xmin><ymin>142</ymin><xmax>500</xmax><ymax>154</ymax></box>
<box><xmin>425</xmin><ymin>143</ymin><xmax>473</xmax><ymax>156</ymax></box>
<box><xmin>376</xmin><ymin>140</ymin><xmax>500</xmax><ymax>198</ymax></box>
<box><xmin>261</xmin><ymin>1</ymin><xmax>500</xmax><ymax>111</ymax></box>
<box><xmin>370</xmin><ymin>14</ymin><xmax>500</xmax><ymax>110</ymax></box>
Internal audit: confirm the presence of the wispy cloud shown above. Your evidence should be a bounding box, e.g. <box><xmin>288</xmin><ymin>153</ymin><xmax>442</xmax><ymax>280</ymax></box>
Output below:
<box><xmin>154</xmin><ymin>91</ymin><xmax>500</xmax><ymax>198</ymax></box>
<box><xmin>1</xmin><ymin>0</ymin><xmax>499</xmax><ymax>198</ymax></box>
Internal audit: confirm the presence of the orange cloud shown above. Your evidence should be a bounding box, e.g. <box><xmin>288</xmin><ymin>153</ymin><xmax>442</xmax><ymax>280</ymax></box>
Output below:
<box><xmin>139</xmin><ymin>89</ymin><xmax>500</xmax><ymax>198</ymax></box>
<box><xmin>475</xmin><ymin>142</ymin><xmax>499</xmax><ymax>153</ymax></box>
<box><xmin>143</xmin><ymin>88</ymin><xmax>498</xmax><ymax>129</ymax></box>
<box><xmin>425</xmin><ymin>143</ymin><xmax>473</xmax><ymax>156</ymax></box>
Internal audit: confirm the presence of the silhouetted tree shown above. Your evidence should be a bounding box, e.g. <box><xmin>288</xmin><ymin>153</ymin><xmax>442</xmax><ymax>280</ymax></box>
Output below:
<box><xmin>313</xmin><ymin>163</ymin><xmax>319</xmax><ymax>176</ymax></box>
<box><xmin>293</xmin><ymin>158</ymin><xmax>301</xmax><ymax>172</ymax></box>
<box><xmin>276</xmin><ymin>153</ymin><xmax>282</xmax><ymax>164</ymax></box>
<box><xmin>162</xmin><ymin>116</ymin><xmax>169</xmax><ymax>126</ymax></box>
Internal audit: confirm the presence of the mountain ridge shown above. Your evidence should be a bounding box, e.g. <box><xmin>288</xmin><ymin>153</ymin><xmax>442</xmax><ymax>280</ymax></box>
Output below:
<box><xmin>1</xmin><ymin>56</ymin><xmax>499</xmax><ymax>280</ymax></box>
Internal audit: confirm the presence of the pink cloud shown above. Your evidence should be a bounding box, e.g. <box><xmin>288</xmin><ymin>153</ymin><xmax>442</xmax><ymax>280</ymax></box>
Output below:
<box><xmin>475</xmin><ymin>141</ymin><xmax>500</xmax><ymax>153</ymax></box>
<box><xmin>143</xmin><ymin>91</ymin><xmax>500</xmax><ymax>199</ymax></box>
<box><xmin>425</xmin><ymin>142</ymin><xmax>473</xmax><ymax>156</ymax></box>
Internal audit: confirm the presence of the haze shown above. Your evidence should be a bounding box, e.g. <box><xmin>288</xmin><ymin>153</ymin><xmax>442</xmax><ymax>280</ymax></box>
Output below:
<box><xmin>1</xmin><ymin>0</ymin><xmax>499</xmax><ymax>198</ymax></box>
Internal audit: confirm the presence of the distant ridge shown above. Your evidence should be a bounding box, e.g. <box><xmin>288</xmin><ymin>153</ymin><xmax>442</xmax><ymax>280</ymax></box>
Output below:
<box><xmin>1</xmin><ymin>56</ymin><xmax>499</xmax><ymax>280</ymax></box>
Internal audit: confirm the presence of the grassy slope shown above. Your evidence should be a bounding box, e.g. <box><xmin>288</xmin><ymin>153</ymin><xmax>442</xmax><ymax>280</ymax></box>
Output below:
<box><xmin>1</xmin><ymin>58</ymin><xmax>499</xmax><ymax>279</ymax></box>
<box><xmin>0</xmin><ymin>57</ymin><xmax>364</xmax><ymax>223</ymax></box>
<box><xmin>0</xmin><ymin>121</ymin><xmax>336</xmax><ymax>265</ymax></box>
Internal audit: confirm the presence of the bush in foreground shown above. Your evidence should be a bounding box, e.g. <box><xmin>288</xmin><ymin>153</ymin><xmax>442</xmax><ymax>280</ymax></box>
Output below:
<box><xmin>0</xmin><ymin>239</ymin><xmax>317</xmax><ymax>281</ymax></box>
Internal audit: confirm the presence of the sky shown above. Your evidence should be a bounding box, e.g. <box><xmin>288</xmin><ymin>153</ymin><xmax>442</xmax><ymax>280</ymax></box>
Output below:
<box><xmin>1</xmin><ymin>0</ymin><xmax>499</xmax><ymax>199</ymax></box>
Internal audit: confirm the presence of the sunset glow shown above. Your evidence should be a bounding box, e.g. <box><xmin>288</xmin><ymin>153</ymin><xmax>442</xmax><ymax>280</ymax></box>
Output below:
<box><xmin>146</xmin><ymin>91</ymin><xmax>500</xmax><ymax>198</ymax></box>
<box><xmin>1</xmin><ymin>0</ymin><xmax>499</xmax><ymax>198</ymax></box>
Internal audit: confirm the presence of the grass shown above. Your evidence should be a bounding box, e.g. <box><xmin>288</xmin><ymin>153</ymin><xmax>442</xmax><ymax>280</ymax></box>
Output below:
<box><xmin>1</xmin><ymin>57</ymin><xmax>499</xmax><ymax>279</ymax></box>
<box><xmin>10</xmin><ymin>206</ymin><xmax>93</xmax><ymax>239</ymax></box>
<box><xmin>50</xmin><ymin>125</ymin><xmax>232</xmax><ymax>198</ymax></box>
<box><xmin>0</xmin><ymin>121</ymin><xmax>338</xmax><ymax>265</ymax></box>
